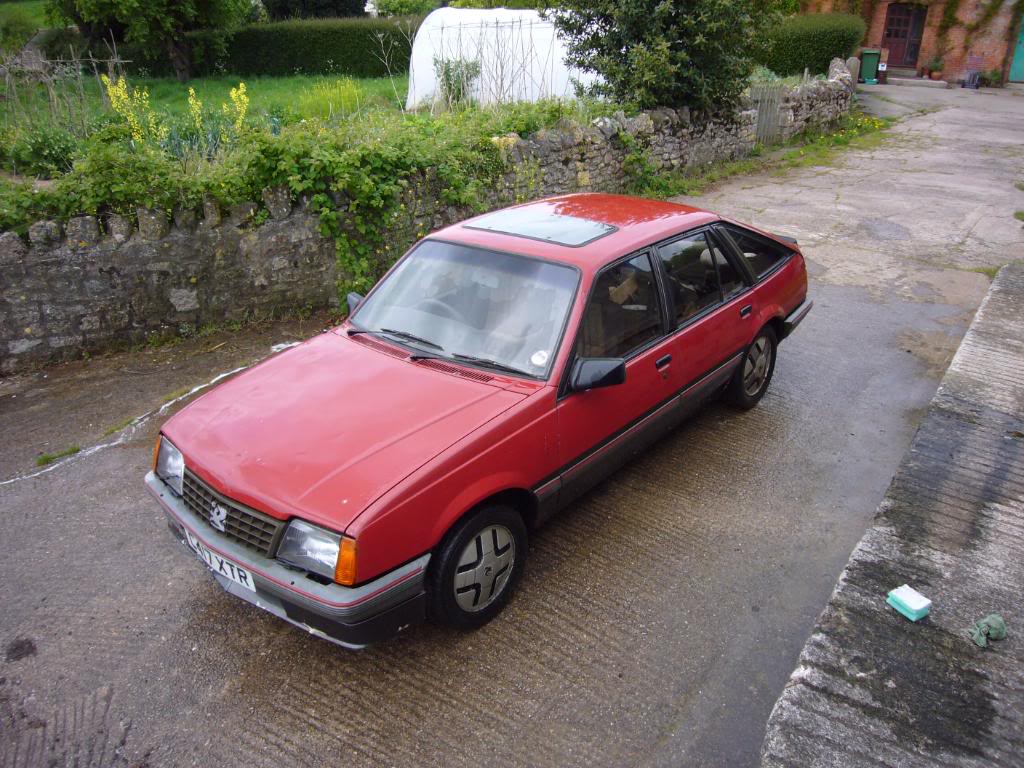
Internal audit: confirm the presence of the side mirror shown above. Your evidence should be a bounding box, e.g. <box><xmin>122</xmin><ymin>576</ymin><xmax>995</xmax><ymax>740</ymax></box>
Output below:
<box><xmin>347</xmin><ymin>292</ymin><xmax>364</xmax><ymax>315</ymax></box>
<box><xmin>571</xmin><ymin>358</ymin><xmax>626</xmax><ymax>392</ymax></box>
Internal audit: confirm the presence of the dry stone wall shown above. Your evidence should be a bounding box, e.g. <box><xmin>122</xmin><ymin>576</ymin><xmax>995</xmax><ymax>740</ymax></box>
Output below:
<box><xmin>0</xmin><ymin>60</ymin><xmax>853</xmax><ymax>374</ymax></box>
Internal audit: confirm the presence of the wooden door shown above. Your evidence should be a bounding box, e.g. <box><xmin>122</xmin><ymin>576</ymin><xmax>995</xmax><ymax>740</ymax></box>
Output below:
<box><xmin>883</xmin><ymin>3</ymin><xmax>926</xmax><ymax>67</ymax></box>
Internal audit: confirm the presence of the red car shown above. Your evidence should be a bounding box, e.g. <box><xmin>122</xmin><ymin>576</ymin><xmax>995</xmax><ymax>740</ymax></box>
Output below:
<box><xmin>146</xmin><ymin>193</ymin><xmax>811</xmax><ymax>648</ymax></box>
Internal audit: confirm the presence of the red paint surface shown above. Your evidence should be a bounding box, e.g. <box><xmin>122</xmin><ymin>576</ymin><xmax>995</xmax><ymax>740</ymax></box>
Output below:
<box><xmin>160</xmin><ymin>194</ymin><xmax>807</xmax><ymax>583</ymax></box>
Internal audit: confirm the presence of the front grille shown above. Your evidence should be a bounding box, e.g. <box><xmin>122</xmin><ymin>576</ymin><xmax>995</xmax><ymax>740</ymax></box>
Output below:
<box><xmin>182</xmin><ymin>470</ymin><xmax>285</xmax><ymax>556</ymax></box>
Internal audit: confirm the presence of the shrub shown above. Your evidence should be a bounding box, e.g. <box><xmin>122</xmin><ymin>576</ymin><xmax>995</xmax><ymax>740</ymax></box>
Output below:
<box><xmin>124</xmin><ymin>16</ymin><xmax>420</xmax><ymax>77</ymax></box>
<box><xmin>36</xmin><ymin>26</ymin><xmax>90</xmax><ymax>59</ymax></box>
<box><xmin>0</xmin><ymin>5</ymin><xmax>38</xmax><ymax>53</ymax></box>
<box><xmin>5</xmin><ymin>127</ymin><xmax>80</xmax><ymax>178</ymax></box>
<box><xmin>551</xmin><ymin>0</ymin><xmax>760</xmax><ymax>112</ymax></box>
<box><xmin>758</xmin><ymin>12</ymin><xmax>865</xmax><ymax>77</ymax></box>
<box><xmin>375</xmin><ymin>0</ymin><xmax>438</xmax><ymax>16</ymax></box>
<box><xmin>224</xmin><ymin>16</ymin><xmax>418</xmax><ymax>76</ymax></box>
<box><xmin>262</xmin><ymin>0</ymin><xmax>365</xmax><ymax>19</ymax></box>
<box><xmin>979</xmin><ymin>68</ymin><xmax>1003</xmax><ymax>87</ymax></box>
<box><xmin>433</xmin><ymin>57</ymin><xmax>481</xmax><ymax>107</ymax></box>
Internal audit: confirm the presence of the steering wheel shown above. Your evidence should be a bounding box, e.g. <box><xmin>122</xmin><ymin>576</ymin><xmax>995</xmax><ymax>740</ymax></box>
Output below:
<box><xmin>416</xmin><ymin>298</ymin><xmax>469</xmax><ymax>325</ymax></box>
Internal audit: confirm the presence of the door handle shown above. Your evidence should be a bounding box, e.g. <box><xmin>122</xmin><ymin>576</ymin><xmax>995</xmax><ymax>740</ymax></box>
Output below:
<box><xmin>655</xmin><ymin>354</ymin><xmax>672</xmax><ymax>369</ymax></box>
<box><xmin>740</xmin><ymin>304</ymin><xmax>753</xmax><ymax>318</ymax></box>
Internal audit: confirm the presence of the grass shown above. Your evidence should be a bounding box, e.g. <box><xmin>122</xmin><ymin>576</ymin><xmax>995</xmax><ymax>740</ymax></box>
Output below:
<box><xmin>0</xmin><ymin>0</ymin><xmax>47</xmax><ymax>28</ymax></box>
<box><xmin>35</xmin><ymin>444</ymin><xmax>80</xmax><ymax>466</ymax></box>
<box><xmin>1014</xmin><ymin>211</ymin><xmax>1024</xmax><ymax>221</ymax></box>
<box><xmin>968</xmin><ymin>265</ymin><xmax>1001</xmax><ymax>280</ymax></box>
<box><xmin>141</xmin><ymin>74</ymin><xmax>408</xmax><ymax>117</ymax></box>
<box><xmin>162</xmin><ymin>386</ymin><xmax>192</xmax><ymax>404</ymax></box>
<box><xmin>102</xmin><ymin>415</ymin><xmax>136</xmax><ymax>436</ymax></box>
<box><xmin>1</xmin><ymin>72</ymin><xmax>409</xmax><ymax>128</ymax></box>
<box><xmin>1016</xmin><ymin>181</ymin><xmax>1024</xmax><ymax>192</ymax></box>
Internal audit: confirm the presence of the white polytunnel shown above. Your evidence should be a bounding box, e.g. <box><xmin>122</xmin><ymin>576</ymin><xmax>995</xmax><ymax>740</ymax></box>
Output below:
<box><xmin>405</xmin><ymin>7</ymin><xmax>601</xmax><ymax>110</ymax></box>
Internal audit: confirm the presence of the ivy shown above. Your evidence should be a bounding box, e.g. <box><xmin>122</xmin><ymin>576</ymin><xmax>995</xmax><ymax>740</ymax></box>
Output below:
<box><xmin>0</xmin><ymin>97</ymin><xmax>620</xmax><ymax>298</ymax></box>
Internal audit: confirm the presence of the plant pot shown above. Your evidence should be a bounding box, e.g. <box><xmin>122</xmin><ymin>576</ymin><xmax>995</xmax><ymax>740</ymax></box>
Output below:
<box><xmin>930</xmin><ymin>71</ymin><xmax>944</xmax><ymax>80</ymax></box>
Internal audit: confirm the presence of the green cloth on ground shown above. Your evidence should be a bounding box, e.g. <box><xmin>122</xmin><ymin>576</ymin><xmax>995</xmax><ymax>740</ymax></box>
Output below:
<box><xmin>969</xmin><ymin>614</ymin><xmax>1008</xmax><ymax>648</ymax></box>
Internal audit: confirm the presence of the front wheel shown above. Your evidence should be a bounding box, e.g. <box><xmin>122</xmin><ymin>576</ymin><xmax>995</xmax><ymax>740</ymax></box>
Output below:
<box><xmin>426</xmin><ymin>505</ymin><xmax>528</xmax><ymax>630</ymax></box>
<box><xmin>726</xmin><ymin>326</ymin><xmax>777</xmax><ymax>409</ymax></box>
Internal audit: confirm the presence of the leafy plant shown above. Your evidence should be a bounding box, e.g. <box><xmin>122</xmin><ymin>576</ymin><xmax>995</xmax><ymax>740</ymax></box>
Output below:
<box><xmin>550</xmin><ymin>0</ymin><xmax>761</xmax><ymax>112</ymax></box>
<box><xmin>979</xmin><ymin>68</ymin><xmax>1003</xmax><ymax>87</ymax></box>
<box><xmin>375</xmin><ymin>0</ymin><xmax>438</xmax><ymax>16</ymax></box>
<box><xmin>757</xmin><ymin>12</ymin><xmax>865</xmax><ymax>77</ymax></box>
<box><xmin>433</xmin><ymin>57</ymin><xmax>481</xmax><ymax>108</ymax></box>
<box><xmin>6</xmin><ymin>126</ymin><xmax>80</xmax><ymax>177</ymax></box>
<box><xmin>0</xmin><ymin>5</ymin><xmax>37</xmax><ymax>53</ymax></box>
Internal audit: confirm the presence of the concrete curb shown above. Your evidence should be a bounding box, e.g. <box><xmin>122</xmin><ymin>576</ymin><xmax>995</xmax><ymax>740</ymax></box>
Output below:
<box><xmin>761</xmin><ymin>263</ymin><xmax>1024</xmax><ymax>766</ymax></box>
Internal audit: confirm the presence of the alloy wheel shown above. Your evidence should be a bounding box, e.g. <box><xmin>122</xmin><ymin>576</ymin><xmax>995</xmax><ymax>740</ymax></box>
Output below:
<box><xmin>742</xmin><ymin>336</ymin><xmax>773</xmax><ymax>397</ymax></box>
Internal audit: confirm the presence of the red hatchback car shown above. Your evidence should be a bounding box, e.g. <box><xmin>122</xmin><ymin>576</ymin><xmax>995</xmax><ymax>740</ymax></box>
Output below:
<box><xmin>146</xmin><ymin>193</ymin><xmax>811</xmax><ymax>648</ymax></box>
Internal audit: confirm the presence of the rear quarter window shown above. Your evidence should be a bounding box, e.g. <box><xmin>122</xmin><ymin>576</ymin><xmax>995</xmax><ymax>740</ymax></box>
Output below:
<box><xmin>722</xmin><ymin>224</ymin><xmax>794</xmax><ymax>280</ymax></box>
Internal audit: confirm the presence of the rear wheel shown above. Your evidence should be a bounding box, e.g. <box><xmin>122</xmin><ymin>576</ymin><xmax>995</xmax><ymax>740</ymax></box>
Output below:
<box><xmin>726</xmin><ymin>326</ymin><xmax>777</xmax><ymax>409</ymax></box>
<box><xmin>427</xmin><ymin>505</ymin><xmax>527</xmax><ymax>630</ymax></box>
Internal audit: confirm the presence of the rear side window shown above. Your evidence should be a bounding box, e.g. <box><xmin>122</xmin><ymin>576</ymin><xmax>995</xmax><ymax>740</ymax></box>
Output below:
<box><xmin>722</xmin><ymin>224</ymin><xmax>793</xmax><ymax>279</ymax></box>
<box><xmin>656</xmin><ymin>232</ymin><xmax>725</xmax><ymax>326</ymax></box>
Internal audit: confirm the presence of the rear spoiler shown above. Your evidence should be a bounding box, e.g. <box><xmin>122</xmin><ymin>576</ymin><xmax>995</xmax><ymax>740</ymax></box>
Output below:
<box><xmin>773</xmin><ymin>233</ymin><xmax>799</xmax><ymax>245</ymax></box>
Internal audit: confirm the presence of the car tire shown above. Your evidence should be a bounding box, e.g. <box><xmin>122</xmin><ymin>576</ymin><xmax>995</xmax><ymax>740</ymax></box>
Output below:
<box><xmin>726</xmin><ymin>325</ymin><xmax>777</xmax><ymax>410</ymax></box>
<box><xmin>426</xmin><ymin>505</ymin><xmax>528</xmax><ymax>630</ymax></box>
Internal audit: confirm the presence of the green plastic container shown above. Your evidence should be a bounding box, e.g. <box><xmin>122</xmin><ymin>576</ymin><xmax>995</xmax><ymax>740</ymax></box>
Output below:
<box><xmin>887</xmin><ymin>584</ymin><xmax>931</xmax><ymax>622</ymax></box>
<box><xmin>861</xmin><ymin>49</ymin><xmax>881</xmax><ymax>84</ymax></box>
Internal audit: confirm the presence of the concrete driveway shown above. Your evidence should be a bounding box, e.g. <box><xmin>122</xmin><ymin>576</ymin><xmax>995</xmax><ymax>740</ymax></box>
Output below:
<box><xmin>1</xmin><ymin>85</ymin><xmax>1021</xmax><ymax>768</ymax></box>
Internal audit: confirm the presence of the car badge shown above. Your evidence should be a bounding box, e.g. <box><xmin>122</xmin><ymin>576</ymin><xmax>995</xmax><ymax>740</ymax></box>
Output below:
<box><xmin>209</xmin><ymin>501</ymin><xmax>228</xmax><ymax>532</ymax></box>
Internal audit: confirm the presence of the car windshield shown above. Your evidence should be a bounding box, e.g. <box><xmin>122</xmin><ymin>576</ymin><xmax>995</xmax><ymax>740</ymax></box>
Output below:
<box><xmin>352</xmin><ymin>240</ymin><xmax>579</xmax><ymax>378</ymax></box>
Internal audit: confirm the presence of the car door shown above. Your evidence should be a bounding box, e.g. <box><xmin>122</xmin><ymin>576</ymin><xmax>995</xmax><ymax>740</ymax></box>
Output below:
<box><xmin>556</xmin><ymin>250</ymin><xmax>677</xmax><ymax>507</ymax></box>
<box><xmin>654</xmin><ymin>228</ymin><xmax>752</xmax><ymax>417</ymax></box>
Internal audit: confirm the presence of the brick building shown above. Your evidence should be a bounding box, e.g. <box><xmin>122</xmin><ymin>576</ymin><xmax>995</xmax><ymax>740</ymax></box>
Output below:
<box><xmin>811</xmin><ymin>1</ymin><xmax>1024</xmax><ymax>83</ymax></box>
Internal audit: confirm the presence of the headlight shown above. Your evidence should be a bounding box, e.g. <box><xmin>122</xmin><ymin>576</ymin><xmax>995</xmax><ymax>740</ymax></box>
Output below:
<box><xmin>277</xmin><ymin>519</ymin><xmax>357</xmax><ymax>585</ymax></box>
<box><xmin>155</xmin><ymin>436</ymin><xmax>185</xmax><ymax>496</ymax></box>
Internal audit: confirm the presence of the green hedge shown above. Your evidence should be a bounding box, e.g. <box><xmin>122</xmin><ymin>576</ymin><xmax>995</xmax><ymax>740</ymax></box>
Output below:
<box><xmin>119</xmin><ymin>16</ymin><xmax>421</xmax><ymax>78</ymax></box>
<box><xmin>758</xmin><ymin>13</ymin><xmax>866</xmax><ymax>77</ymax></box>
<box><xmin>223</xmin><ymin>16</ymin><xmax>418</xmax><ymax>76</ymax></box>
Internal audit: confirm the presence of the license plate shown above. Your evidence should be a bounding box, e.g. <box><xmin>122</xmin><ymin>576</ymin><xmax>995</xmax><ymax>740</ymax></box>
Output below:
<box><xmin>185</xmin><ymin>528</ymin><xmax>256</xmax><ymax>593</ymax></box>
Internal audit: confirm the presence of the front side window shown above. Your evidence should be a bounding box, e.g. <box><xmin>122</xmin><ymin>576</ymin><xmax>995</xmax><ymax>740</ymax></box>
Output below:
<box><xmin>722</xmin><ymin>224</ymin><xmax>793</xmax><ymax>279</ymax></box>
<box><xmin>352</xmin><ymin>240</ymin><xmax>579</xmax><ymax>378</ymax></box>
<box><xmin>656</xmin><ymin>233</ymin><xmax>724</xmax><ymax>326</ymax></box>
<box><xmin>576</xmin><ymin>253</ymin><xmax>663</xmax><ymax>359</ymax></box>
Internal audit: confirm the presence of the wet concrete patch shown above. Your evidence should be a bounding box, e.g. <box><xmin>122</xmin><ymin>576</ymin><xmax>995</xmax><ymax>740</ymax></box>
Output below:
<box><xmin>859</xmin><ymin>217</ymin><xmax>911</xmax><ymax>241</ymax></box>
<box><xmin>4</xmin><ymin>637</ymin><xmax>36</xmax><ymax>663</ymax></box>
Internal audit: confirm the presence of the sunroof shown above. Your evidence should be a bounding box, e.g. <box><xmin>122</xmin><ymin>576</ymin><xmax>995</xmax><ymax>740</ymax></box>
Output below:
<box><xmin>464</xmin><ymin>207</ymin><xmax>617</xmax><ymax>247</ymax></box>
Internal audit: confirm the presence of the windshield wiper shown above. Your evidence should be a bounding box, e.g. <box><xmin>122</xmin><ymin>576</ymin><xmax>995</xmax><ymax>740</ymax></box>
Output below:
<box><xmin>451</xmin><ymin>352</ymin><xmax>532</xmax><ymax>378</ymax></box>
<box><xmin>378</xmin><ymin>328</ymin><xmax>444</xmax><ymax>351</ymax></box>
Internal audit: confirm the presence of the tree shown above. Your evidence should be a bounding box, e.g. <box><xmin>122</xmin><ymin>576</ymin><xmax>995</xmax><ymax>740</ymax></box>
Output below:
<box><xmin>48</xmin><ymin>0</ymin><xmax>249</xmax><ymax>81</ymax></box>
<box><xmin>549</xmin><ymin>0</ymin><xmax>760</xmax><ymax>112</ymax></box>
<box><xmin>262</xmin><ymin>0</ymin><xmax>365</xmax><ymax>20</ymax></box>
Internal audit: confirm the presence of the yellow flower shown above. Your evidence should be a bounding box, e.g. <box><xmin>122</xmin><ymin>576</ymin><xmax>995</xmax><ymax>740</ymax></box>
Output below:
<box><xmin>187</xmin><ymin>87</ymin><xmax>204</xmax><ymax>134</ymax></box>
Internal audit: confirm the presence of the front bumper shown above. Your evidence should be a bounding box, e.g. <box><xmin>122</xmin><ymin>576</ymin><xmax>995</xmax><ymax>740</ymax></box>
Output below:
<box><xmin>145</xmin><ymin>471</ymin><xmax>429</xmax><ymax>649</ymax></box>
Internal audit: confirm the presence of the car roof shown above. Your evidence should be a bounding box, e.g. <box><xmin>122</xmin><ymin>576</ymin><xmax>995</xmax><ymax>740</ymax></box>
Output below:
<box><xmin>431</xmin><ymin>193</ymin><xmax>719</xmax><ymax>272</ymax></box>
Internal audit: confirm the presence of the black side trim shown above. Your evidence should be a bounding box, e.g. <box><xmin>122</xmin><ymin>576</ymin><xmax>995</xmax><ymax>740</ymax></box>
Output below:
<box><xmin>533</xmin><ymin>348</ymin><xmax>745</xmax><ymax>496</ymax></box>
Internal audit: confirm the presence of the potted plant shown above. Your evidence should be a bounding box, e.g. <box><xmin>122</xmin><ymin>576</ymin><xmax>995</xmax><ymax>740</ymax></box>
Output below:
<box><xmin>928</xmin><ymin>56</ymin><xmax>944</xmax><ymax>80</ymax></box>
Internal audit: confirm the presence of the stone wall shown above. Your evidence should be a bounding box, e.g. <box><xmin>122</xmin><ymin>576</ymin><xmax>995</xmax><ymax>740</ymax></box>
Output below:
<box><xmin>0</xmin><ymin>60</ymin><xmax>853</xmax><ymax>374</ymax></box>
